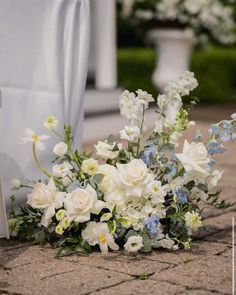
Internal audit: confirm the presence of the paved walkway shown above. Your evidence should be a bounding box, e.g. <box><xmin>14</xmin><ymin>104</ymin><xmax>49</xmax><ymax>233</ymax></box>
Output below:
<box><xmin>0</xmin><ymin>110</ymin><xmax>236</xmax><ymax>295</ymax></box>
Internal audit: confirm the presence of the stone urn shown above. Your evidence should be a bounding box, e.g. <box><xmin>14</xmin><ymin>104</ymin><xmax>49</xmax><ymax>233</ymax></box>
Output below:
<box><xmin>149</xmin><ymin>29</ymin><xmax>196</xmax><ymax>90</ymax></box>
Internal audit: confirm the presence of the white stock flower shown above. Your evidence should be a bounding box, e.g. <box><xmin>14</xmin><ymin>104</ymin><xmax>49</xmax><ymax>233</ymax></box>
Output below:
<box><xmin>21</xmin><ymin>128</ymin><xmax>49</xmax><ymax>151</ymax></box>
<box><xmin>11</xmin><ymin>179</ymin><xmax>21</xmax><ymax>190</ymax></box>
<box><xmin>53</xmin><ymin>161</ymin><xmax>73</xmax><ymax>178</ymax></box>
<box><xmin>82</xmin><ymin>222</ymin><xmax>119</xmax><ymax>255</ymax></box>
<box><xmin>147</xmin><ymin>181</ymin><xmax>166</xmax><ymax>203</ymax></box>
<box><xmin>136</xmin><ymin>89</ymin><xmax>154</xmax><ymax>105</ymax></box>
<box><xmin>95</xmin><ymin>141</ymin><xmax>120</xmax><ymax>160</ymax></box>
<box><xmin>81</xmin><ymin>159</ymin><xmax>99</xmax><ymax>176</ymax></box>
<box><xmin>206</xmin><ymin>170</ymin><xmax>223</xmax><ymax>190</ymax></box>
<box><xmin>53</xmin><ymin>142</ymin><xmax>68</xmax><ymax>156</ymax></box>
<box><xmin>184</xmin><ymin>211</ymin><xmax>202</xmax><ymax>231</ymax></box>
<box><xmin>119</xmin><ymin>90</ymin><xmax>142</xmax><ymax>120</ymax></box>
<box><xmin>169</xmin><ymin>131</ymin><xmax>182</xmax><ymax>147</ymax></box>
<box><xmin>124</xmin><ymin>235</ymin><xmax>143</xmax><ymax>253</ymax></box>
<box><xmin>64</xmin><ymin>185</ymin><xmax>105</xmax><ymax>223</ymax></box>
<box><xmin>176</xmin><ymin>140</ymin><xmax>210</xmax><ymax>175</ymax></box>
<box><xmin>120</xmin><ymin>125</ymin><xmax>140</xmax><ymax>142</ymax></box>
<box><xmin>44</xmin><ymin>116</ymin><xmax>59</xmax><ymax>130</ymax></box>
<box><xmin>97</xmin><ymin>164</ymin><xmax>118</xmax><ymax>193</ymax></box>
<box><xmin>117</xmin><ymin>159</ymin><xmax>154</xmax><ymax>198</ymax></box>
<box><xmin>27</xmin><ymin>179</ymin><xmax>66</xmax><ymax>227</ymax></box>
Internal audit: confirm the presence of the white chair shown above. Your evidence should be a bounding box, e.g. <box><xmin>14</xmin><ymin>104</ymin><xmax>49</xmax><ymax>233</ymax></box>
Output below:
<box><xmin>0</xmin><ymin>0</ymin><xmax>90</xmax><ymax>238</ymax></box>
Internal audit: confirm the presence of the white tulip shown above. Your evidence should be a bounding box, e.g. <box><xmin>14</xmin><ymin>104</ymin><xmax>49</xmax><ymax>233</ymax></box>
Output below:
<box><xmin>53</xmin><ymin>142</ymin><xmax>68</xmax><ymax>156</ymax></box>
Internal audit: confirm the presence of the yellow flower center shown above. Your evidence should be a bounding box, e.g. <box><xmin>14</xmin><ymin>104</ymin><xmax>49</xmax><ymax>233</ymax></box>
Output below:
<box><xmin>31</xmin><ymin>134</ymin><xmax>40</xmax><ymax>142</ymax></box>
<box><xmin>153</xmin><ymin>185</ymin><xmax>159</xmax><ymax>192</ymax></box>
<box><xmin>99</xmin><ymin>234</ymin><xmax>107</xmax><ymax>244</ymax></box>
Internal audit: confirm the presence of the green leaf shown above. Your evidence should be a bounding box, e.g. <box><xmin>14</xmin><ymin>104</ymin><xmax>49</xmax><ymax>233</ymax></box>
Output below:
<box><xmin>112</xmin><ymin>205</ymin><xmax>117</xmax><ymax>217</ymax></box>
<box><xmin>140</xmin><ymin>234</ymin><xmax>152</xmax><ymax>253</ymax></box>
<box><xmin>74</xmin><ymin>245</ymin><xmax>90</xmax><ymax>256</ymax></box>
<box><xmin>107</xmin><ymin>134</ymin><xmax>115</xmax><ymax>145</ymax></box>
<box><xmin>125</xmin><ymin>229</ymin><xmax>138</xmax><ymax>240</ymax></box>
<box><xmin>80</xmin><ymin>239</ymin><xmax>92</xmax><ymax>252</ymax></box>
<box><xmin>65</xmin><ymin>237</ymin><xmax>81</xmax><ymax>244</ymax></box>
<box><xmin>108</xmin><ymin>220</ymin><xmax>117</xmax><ymax>234</ymax></box>
<box><xmin>57</xmin><ymin>246</ymin><xmax>75</xmax><ymax>257</ymax></box>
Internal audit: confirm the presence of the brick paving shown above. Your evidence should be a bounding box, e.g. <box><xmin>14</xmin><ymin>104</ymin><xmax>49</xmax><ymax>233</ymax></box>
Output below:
<box><xmin>0</xmin><ymin>108</ymin><xmax>236</xmax><ymax>295</ymax></box>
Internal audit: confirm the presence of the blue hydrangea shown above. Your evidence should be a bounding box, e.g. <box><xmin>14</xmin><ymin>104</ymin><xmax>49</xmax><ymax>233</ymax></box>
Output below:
<box><xmin>175</xmin><ymin>189</ymin><xmax>188</xmax><ymax>205</ymax></box>
<box><xmin>144</xmin><ymin>215</ymin><xmax>159</xmax><ymax>238</ymax></box>
<box><xmin>207</xmin><ymin>141</ymin><xmax>226</xmax><ymax>155</ymax></box>
<box><xmin>165</xmin><ymin>163</ymin><xmax>177</xmax><ymax>178</ymax></box>
<box><xmin>141</xmin><ymin>144</ymin><xmax>156</xmax><ymax>165</ymax></box>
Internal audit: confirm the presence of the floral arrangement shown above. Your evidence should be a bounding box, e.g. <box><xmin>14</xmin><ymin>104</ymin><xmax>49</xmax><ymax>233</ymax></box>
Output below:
<box><xmin>9</xmin><ymin>72</ymin><xmax>236</xmax><ymax>256</ymax></box>
<box><xmin>119</xmin><ymin>0</ymin><xmax>236</xmax><ymax>45</ymax></box>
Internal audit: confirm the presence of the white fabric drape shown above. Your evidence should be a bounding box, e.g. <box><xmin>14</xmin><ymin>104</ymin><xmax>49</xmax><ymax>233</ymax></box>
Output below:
<box><xmin>0</xmin><ymin>0</ymin><xmax>90</xmax><ymax>237</ymax></box>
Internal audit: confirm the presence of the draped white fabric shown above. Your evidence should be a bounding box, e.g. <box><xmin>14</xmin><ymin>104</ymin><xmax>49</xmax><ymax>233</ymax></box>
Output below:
<box><xmin>0</xmin><ymin>0</ymin><xmax>90</xmax><ymax>237</ymax></box>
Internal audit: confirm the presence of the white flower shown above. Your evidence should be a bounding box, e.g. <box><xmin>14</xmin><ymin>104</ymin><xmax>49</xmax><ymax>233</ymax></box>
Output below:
<box><xmin>82</xmin><ymin>222</ymin><xmax>119</xmax><ymax>255</ymax></box>
<box><xmin>81</xmin><ymin>159</ymin><xmax>99</xmax><ymax>176</ymax></box>
<box><xmin>136</xmin><ymin>89</ymin><xmax>154</xmax><ymax>105</ymax></box>
<box><xmin>176</xmin><ymin>140</ymin><xmax>210</xmax><ymax>175</ymax></box>
<box><xmin>44</xmin><ymin>116</ymin><xmax>58</xmax><ymax>130</ymax></box>
<box><xmin>56</xmin><ymin>209</ymin><xmax>66</xmax><ymax>221</ymax></box>
<box><xmin>97</xmin><ymin>164</ymin><xmax>119</xmax><ymax>193</ymax></box>
<box><xmin>206</xmin><ymin>170</ymin><xmax>223</xmax><ymax>190</ymax></box>
<box><xmin>103</xmin><ymin>189</ymin><xmax>126</xmax><ymax>212</ymax></box>
<box><xmin>21</xmin><ymin>128</ymin><xmax>49</xmax><ymax>151</ymax></box>
<box><xmin>120</xmin><ymin>126</ymin><xmax>140</xmax><ymax>142</ymax></box>
<box><xmin>95</xmin><ymin>141</ymin><xmax>120</xmax><ymax>160</ymax></box>
<box><xmin>11</xmin><ymin>179</ymin><xmax>21</xmax><ymax>190</ymax></box>
<box><xmin>117</xmin><ymin>159</ymin><xmax>154</xmax><ymax>198</ymax></box>
<box><xmin>154</xmin><ymin>118</ymin><xmax>164</xmax><ymax>133</ymax></box>
<box><xmin>184</xmin><ymin>0</ymin><xmax>205</xmax><ymax>15</ymax></box>
<box><xmin>119</xmin><ymin>90</ymin><xmax>142</xmax><ymax>120</ymax></box>
<box><xmin>152</xmin><ymin>234</ymin><xmax>175</xmax><ymax>249</ymax></box>
<box><xmin>147</xmin><ymin>181</ymin><xmax>166</xmax><ymax>203</ymax></box>
<box><xmin>27</xmin><ymin>179</ymin><xmax>65</xmax><ymax>227</ymax></box>
<box><xmin>64</xmin><ymin>185</ymin><xmax>105</xmax><ymax>223</ymax></box>
<box><xmin>124</xmin><ymin>235</ymin><xmax>143</xmax><ymax>253</ymax></box>
<box><xmin>53</xmin><ymin>142</ymin><xmax>68</xmax><ymax>156</ymax></box>
<box><xmin>169</xmin><ymin>131</ymin><xmax>182</xmax><ymax>147</ymax></box>
<box><xmin>231</xmin><ymin>113</ymin><xmax>236</xmax><ymax>120</ymax></box>
<box><xmin>190</xmin><ymin>187</ymin><xmax>208</xmax><ymax>202</ymax></box>
<box><xmin>185</xmin><ymin>211</ymin><xmax>202</xmax><ymax>231</ymax></box>
<box><xmin>53</xmin><ymin>161</ymin><xmax>73</xmax><ymax>178</ymax></box>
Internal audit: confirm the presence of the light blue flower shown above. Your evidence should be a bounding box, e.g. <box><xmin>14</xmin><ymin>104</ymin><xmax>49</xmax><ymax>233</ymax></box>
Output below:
<box><xmin>193</xmin><ymin>130</ymin><xmax>202</xmax><ymax>142</ymax></box>
<box><xmin>209</xmin><ymin>124</ymin><xmax>219</xmax><ymax>135</ymax></box>
<box><xmin>219</xmin><ymin>131</ymin><xmax>231</xmax><ymax>142</ymax></box>
<box><xmin>141</xmin><ymin>144</ymin><xmax>156</xmax><ymax>165</ymax></box>
<box><xmin>175</xmin><ymin>189</ymin><xmax>188</xmax><ymax>205</ymax></box>
<box><xmin>222</xmin><ymin>120</ymin><xmax>231</xmax><ymax>129</ymax></box>
<box><xmin>144</xmin><ymin>215</ymin><xmax>159</xmax><ymax>238</ymax></box>
<box><xmin>207</xmin><ymin>141</ymin><xmax>226</xmax><ymax>155</ymax></box>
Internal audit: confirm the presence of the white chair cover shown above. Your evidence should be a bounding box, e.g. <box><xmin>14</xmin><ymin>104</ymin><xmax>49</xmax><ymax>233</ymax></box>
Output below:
<box><xmin>0</xmin><ymin>0</ymin><xmax>90</xmax><ymax>237</ymax></box>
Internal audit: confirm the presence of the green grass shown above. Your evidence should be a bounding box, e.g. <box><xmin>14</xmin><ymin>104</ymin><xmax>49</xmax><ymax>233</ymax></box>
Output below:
<box><xmin>118</xmin><ymin>47</ymin><xmax>236</xmax><ymax>103</ymax></box>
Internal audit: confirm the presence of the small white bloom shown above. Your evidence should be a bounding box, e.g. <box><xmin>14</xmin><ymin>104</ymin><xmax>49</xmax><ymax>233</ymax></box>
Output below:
<box><xmin>169</xmin><ymin>131</ymin><xmax>182</xmax><ymax>147</ymax></box>
<box><xmin>82</xmin><ymin>222</ymin><xmax>119</xmax><ymax>255</ymax></box>
<box><xmin>64</xmin><ymin>185</ymin><xmax>105</xmax><ymax>223</ymax></box>
<box><xmin>185</xmin><ymin>211</ymin><xmax>202</xmax><ymax>232</ymax></box>
<box><xmin>53</xmin><ymin>161</ymin><xmax>73</xmax><ymax>178</ymax></box>
<box><xmin>11</xmin><ymin>179</ymin><xmax>21</xmax><ymax>190</ymax></box>
<box><xmin>21</xmin><ymin>128</ymin><xmax>49</xmax><ymax>151</ymax></box>
<box><xmin>190</xmin><ymin>187</ymin><xmax>208</xmax><ymax>202</ymax></box>
<box><xmin>152</xmin><ymin>234</ymin><xmax>175</xmax><ymax>250</ymax></box>
<box><xmin>53</xmin><ymin>142</ymin><xmax>68</xmax><ymax>157</ymax></box>
<box><xmin>176</xmin><ymin>140</ymin><xmax>210</xmax><ymax>175</ymax></box>
<box><xmin>136</xmin><ymin>89</ymin><xmax>154</xmax><ymax>105</ymax></box>
<box><xmin>120</xmin><ymin>125</ymin><xmax>140</xmax><ymax>142</ymax></box>
<box><xmin>98</xmin><ymin>164</ymin><xmax>119</xmax><ymax>193</ymax></box>
<box><xmin>206</xmin><ymin>170</ymin><xmax>223</xmax><ymax>190</ymax></box>
<box><xmin>27</xmin><ymin>179</ymin><xmax>66</xmax><ymax>227</ymax></box>
<box><xmin>147</xmin><ymin>181</ymin><xmax>166</xmax><ymax>203</ymax></box>
<box><xmin>231</xmin><ymin>113</ymin><xmax>236</xmax><ymax>120</ymax></box>
<box><xmin>124</xmin><ymin>235</ymin><xmax>143</xmax><ymax>253</ymax></box>
<box><xmin>56</xmin><ymin>209</ymin><xmax>66</xmax><ymax>221</ymax></box>
<box><xmin>81</xmin><ymin>159</ymin><xmax>99</xmax><ymax>176</ymax></box>
<box><xmin>44</xmin><ymin>116</ymin><xmax>59</xmax><ymax>130</ymax></box>
<box><xmin>95</xmin><ymin>141</ymin><xmax>120</xmax><ymax>160</ymax></box>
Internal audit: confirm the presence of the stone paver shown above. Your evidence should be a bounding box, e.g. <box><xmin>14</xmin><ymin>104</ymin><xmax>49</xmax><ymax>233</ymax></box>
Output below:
<box><xmin>0</xmin><ymin>112</ymin><xmax>235</xmax><ymax>295</ymax></box>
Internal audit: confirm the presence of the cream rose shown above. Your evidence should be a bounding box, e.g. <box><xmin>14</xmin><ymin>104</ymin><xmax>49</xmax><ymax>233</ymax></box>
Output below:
<box><xmin>176</xmin><ymin>140</ymin><xmax>210</xmax><ymax>175</ymax></box>
<box><xmin>53</xmin><ymin>142</ymin><xmax>68</xmax><ymax>156</ymax></box>
<box><xmin>27</xmin><ymin>179</ymin><xmax>65</xmax><ymax>227</ymax></box>
<box><xmin>117</xmin><ymin>159</ymin><xmax>153</xmax><ymax>197</ymax></box>
<box><xmin>97</xmin><ymin>164</ymin><xmax>119</xmax><ymax>193</ymax></box>
<box><xmin>64</xmin><ymin>185</ymin><xmax>105</xmax><ymax>223</ymax></box>
<box><xmin>95</xmin><ymin>141</ymin><xmax>121</xmax><ymax>160</ymax></box>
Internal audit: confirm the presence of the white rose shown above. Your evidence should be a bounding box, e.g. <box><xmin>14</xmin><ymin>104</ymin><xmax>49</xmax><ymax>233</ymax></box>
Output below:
<box><xmin>97</xmin><ymin>164</ymin><xmax>119</xmax><ymax>193</ymax></box>
<box><xmin>95</xmin><ymin>141</ymin><xmax>120</xmax><ymax>160</ymax></box>
<box><xmin>27</xmin><ymin>179</ymin><xmax>66</xmax><ymax>227</ymax></box>
<box><xmin>206</xmin><ymin>170</ymin><xmax>223</xmax><ymax>190</ymax></box>
<box><xmin>53</xmin><ymin>161</ymin><xmax>73</xmax><ymax>178</ymax></box>
<box><xmin>53</xmin><ymin>142</ymin><xmax>68</xmax><ymax>157</ymax></box>
<box><xmin>124</xmin><ymin>235</ymin><xmax>143</xmax><ymax>253</ymax></box>
<box><xmin>176</xmin><ymin>140</ymin><xmax>210</xmax><ymax>175</ymax></box>
<box><xmin>81</xmin><ymin>159</ymin><xmax>99</xmax><ymax>175</ymax></box>
<box><xmin>120</xmin><ymin>125</ymin><xmax>140</xmax><ymax>142</ymax></box>
<box><xmin>64</xmin><ymin>185</ymin><xmax>105</xmax><ymax>223</ymax></box>
<box><xmin>117</xmin><ymin>159</ymin><xmax>154</xmax><ymax>197</ymax></box>
<box><xmin>11</xmin><ymin>179</ymin><xmax>21</xmax><ymax>190</ymax></box>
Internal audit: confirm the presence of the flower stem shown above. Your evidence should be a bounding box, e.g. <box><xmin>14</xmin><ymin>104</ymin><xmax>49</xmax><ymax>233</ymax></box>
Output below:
<box><xmin>32</xmin><ymin>144</ymin><xmax>52</xmax><ymax>179</ymax></box>
<box><xmin>136</xmin><ymin>105</ymin><xmax>145</xmax><ymax>157</ymax></box>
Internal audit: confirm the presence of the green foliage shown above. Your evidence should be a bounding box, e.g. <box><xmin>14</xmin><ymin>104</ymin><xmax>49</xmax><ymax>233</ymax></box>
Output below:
<box><xmin>118</xmin><ymin>47</ymin><xmax>236</xmax><ymax>103</ymax></box>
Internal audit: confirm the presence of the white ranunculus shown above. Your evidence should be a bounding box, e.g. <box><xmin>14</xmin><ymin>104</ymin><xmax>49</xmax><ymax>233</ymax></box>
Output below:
<box><xmin>117</xmin><ymin>159</ymin><xmax>154</xmax><ymax>197</ymax></box>
<box><xmin>124</xmin><ymin>235</ymin><xmax>143</xmax><ymax>253</ymax></box>
<box><xmin>94</xmin><ymin>141</ymin><xmax>120</xmax><ymax>160</ymax></box>
<box><xmin>53</xmin><ymin>161</ymin><xmax>73</xmax><ymax>178</ymax></box>
<box><xmin>64</xmin><ymin>185</ymin><xmax>105</xmax><ymax>223</ymax></box>
<box><xmin>176</xmin><ymin>140</ymin><xmax>210</xmax><ymax>175</ymax></box>
<box><xmin>27</xmin><ymin>179</ymin><xmax>66</xmax><ymax>227</ymax></box>
<box><xmin>206</xmin><ymin>170</ymin><xmax>223</xmax><ymax>190</ymax></box>
<box><xmin>120</xmin><ymin>126</ymin><xmax>140</xmax><ymax>142</ymax></box>
<box><xmin>82</xmin><ymin>221</ymin><xmax>119</xmax><ymax>255</ymax></box>
<box><xmin>81</xmin><ymin>159</ymin><xmax>99</xmax><ymax>175</ymax></box>
<box><xmin>53</xmin><ymin>142</ymin><xmax>68</xmax><ymax>156</ymax></box>
<box><xmin>185</xmin><ymin>211</ymin><xmax>202</xmax><ymax>232</ymax></box>
<box><xmin>147</xmin><ymin>181</ymin><xmax>166</xmax><ymax>203</ymax></box>
<box><xmin>11</xmin><ymin>179</ymin><xmax>21</xmax><ymax>190</ymax></box>
<box><xmin>97</xmin><ymin>164</ymin><xmax>119</xmax><ymax>193</ymax></box>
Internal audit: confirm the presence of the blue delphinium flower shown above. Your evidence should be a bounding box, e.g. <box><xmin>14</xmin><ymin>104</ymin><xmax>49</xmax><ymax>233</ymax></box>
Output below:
<box><xmin>141</xmin><ymin>144</ymin><xmax>156</xmax><ymax>165</ymax></box>
<box><xmin>209</xmin><ymin>158</ymin><xmax>217</xmax><ymax>168</ymax></box>
<box><xmin>175</xmin><ymin>189</ymin><xmax>188</xmax><ymax>205</ymax></box>
<box><xmin>207</xmin><ymin>140</ymin><xmax>226</xmax><ymax>155</ymax></box>
<box><xmin>222</xmin><ymin>120</ymin><xmax>231</xmax><ymax>129</ymax></box>
<box><xmin>192</xmin><ymin>130</ymin><xmax>203</xmax><ymax>142</ymax></box>
<box><xmin>165</xmin><ymin>163</ymin><xmax>177</xmax><ymax>178</ymax></box>
<box><xmin>144</xmin><ymin>215</ymin><xmax>159</xmax><ymax>238</ymax></box>
<box><xmin>209</xmin><ymin>124</ymin><xmax>219</xmax><ymax>136</ymax></box>
<box><xmin>219</xmin><ymin>131</ymin><xmax>231</xmax><ymax>142</ymax></box>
